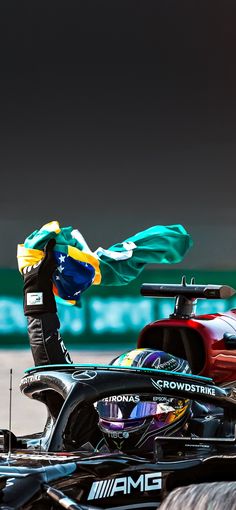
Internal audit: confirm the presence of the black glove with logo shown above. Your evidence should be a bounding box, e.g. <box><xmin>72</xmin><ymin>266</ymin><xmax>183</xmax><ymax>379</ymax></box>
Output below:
<box><xmin>23</xmin><ymin>238</ymin><xmax>57</xmax><ymax>316</ymax></box>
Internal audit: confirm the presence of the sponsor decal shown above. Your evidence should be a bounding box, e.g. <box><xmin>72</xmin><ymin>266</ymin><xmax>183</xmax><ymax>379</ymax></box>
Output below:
<box><xmin>21</xmin><ymin>374</ymin><xmax>41</xmax><ymax>385</ymax></box>
<box><xmin>184</xmin><ymin>443</ymin><xmax>211</xmax><ymax>448</ymax></box>
<box><xmin>1</xmin><ymin>453</ymin><xmax>79</xmax><ymax>461</ymax></box>
<box><xmin>153</xmin><ymin>357</ymin><xmax>178</xmax><ymax>370</ymax></box>
<box><xmin>59</xmin><ymin>337</ymin><xmax>72</xmax><ymax>364</ymax></box>
<box><xmin>72</xmin><ymin>370</ymin><xmax>97</xmax><ymax>381</ymax></box>
<box><xmin>151</xmin><ymin>378</ymin><xmax>216</xmax><ymax>396</ymax></box>
<box><xmin>6</xmin><ymin>479</ymin><xmax>14</xmax><ymax>487</ymax></box>
<box><xmin>102</xmin><ymin>395</ymin><xmax>140</xmax><ymax>403</ymax></box>
<box><xmin>107</xmin><ymin>431</ymin><xmax>130</xmax><ymax>439</ymax></box>
<box><xmin>152</xmin><ymin>395</ymin><xmax>174</xmax><ymax>402</ymax></box>
<box><xmin>88</xmin><ymin>472</ymin><xmax>162</xmax><ymax>500</ymax></box>
<box><xmin>151</xmin><ymin>380</ymin><xmax>163</xmax><ymax>392</ymax></box>
<box><xmin>26</xmin><ymin>292</ymin><xmax>43</xmax><ymax>305</ymax></box>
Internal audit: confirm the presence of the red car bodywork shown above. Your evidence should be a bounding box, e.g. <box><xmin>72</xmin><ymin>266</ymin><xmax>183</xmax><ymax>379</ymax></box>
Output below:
<box><xmin>137</xmin><ymin>310</ymin><xmax>236</xmax><ymax>385</ymax></box>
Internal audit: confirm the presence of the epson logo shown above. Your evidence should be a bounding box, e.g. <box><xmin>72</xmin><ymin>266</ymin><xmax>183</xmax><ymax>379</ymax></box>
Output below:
<box><xmin>103</xmin><ymin>395</ymin><xmax>140</xmax><ymax>403</ymax></box>
<box><xmin>88</xmin><ymin>472</ymin><xmax>162</xmax><ymax>500</ymax></box>
<box><xmin>151</xmin><ymin>378</ymin><xmax>216</xmax><ymax>396</ymax></box>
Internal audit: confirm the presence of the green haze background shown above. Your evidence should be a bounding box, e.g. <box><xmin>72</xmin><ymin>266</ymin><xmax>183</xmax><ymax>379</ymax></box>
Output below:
<box><xmin>1</xmin><ymin>268</ymin><xmax>236</xmax><ymax>349</ymax></box>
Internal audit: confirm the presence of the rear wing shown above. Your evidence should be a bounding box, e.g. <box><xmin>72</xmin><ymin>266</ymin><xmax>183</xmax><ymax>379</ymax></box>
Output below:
<box><xmin>141</xmin><ymin>276</ymin><xmax>236</xmax><ymax>318</ymax></box>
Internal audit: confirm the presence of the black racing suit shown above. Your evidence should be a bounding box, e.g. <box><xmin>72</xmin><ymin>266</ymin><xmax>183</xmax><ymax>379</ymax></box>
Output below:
<box><xmin>27</xmin><ymin>313</ymin><xmax>103</xmax><ymax>450</ymax></box>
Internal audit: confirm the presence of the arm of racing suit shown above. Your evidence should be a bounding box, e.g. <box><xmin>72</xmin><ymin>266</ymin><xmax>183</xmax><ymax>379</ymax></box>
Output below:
<box><xmin>23</xmin><ymin>240</ymin><xmax>103</xmax><ymax>450</ymax></box>
<box><xmin>27</xmin><ymin>312</ymin><xmax>72</xmax><ymax>366</ymax></box>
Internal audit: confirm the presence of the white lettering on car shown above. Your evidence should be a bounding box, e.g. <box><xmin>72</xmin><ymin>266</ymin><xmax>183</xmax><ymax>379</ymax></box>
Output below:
<box><xmin>102</xmin><ymin>395</ymin><xmax>140</xmax><ymax>403</ymax></box>
<box><xmin>151</xmin><ymin>378</ymin><xmax>216</xmax><ymax>396</ymax></box>
<box><xmin>87</xmin><ymin>472</ymin><xmax>162</xmax><ymax>500</ymax></box>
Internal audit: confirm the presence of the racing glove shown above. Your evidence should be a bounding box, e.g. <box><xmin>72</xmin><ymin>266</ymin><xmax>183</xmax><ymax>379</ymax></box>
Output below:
<box><xmin>23</xmin><ymin>238</ymin><xmax>57</xmax><ymax>316</ymax></box>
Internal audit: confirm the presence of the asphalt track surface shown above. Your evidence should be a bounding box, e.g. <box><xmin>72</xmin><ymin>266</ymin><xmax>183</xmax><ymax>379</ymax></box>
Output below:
<box><xmin>0</xmin><ymin>349</ymin><xmax>120</xmax><ymax>436</ymax></box>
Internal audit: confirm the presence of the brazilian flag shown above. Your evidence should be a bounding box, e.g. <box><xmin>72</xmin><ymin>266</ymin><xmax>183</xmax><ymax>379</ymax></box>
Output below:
<box><xmin>17</xmin><ymin>221</ymin><xmax>193</xmax><ymax>305</ymax></box>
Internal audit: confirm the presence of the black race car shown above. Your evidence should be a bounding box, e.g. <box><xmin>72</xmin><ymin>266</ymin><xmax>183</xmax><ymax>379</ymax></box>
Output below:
<box><xmin>1</xmin><ymin>279</ymin><xmax>236</xmax><ymax>509</ymax></box>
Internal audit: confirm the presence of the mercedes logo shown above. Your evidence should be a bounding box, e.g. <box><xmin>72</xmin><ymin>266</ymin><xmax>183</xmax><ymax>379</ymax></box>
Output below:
<box><xmin>72</xmin><ymin>370</ymin><xmax>97</xmax><ymax>381</ymax></box>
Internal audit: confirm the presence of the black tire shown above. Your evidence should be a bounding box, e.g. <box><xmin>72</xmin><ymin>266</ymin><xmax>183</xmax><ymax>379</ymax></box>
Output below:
<box><xmin>159</xmin><ymin>481</ymin><xmax>236</xmax><ymax>509</ymax></box>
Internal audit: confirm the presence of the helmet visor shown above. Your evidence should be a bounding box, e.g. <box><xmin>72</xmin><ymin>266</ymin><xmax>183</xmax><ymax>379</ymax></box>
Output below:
<box><xmin>97</xmin><ymin>395</ymin><xmax>188</xmax><ymax>423</ymax></box>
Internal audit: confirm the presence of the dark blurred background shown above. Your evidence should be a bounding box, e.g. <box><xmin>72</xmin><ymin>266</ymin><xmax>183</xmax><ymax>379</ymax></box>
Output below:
<box><xmin>0</xmin><ymin>0</ymin><xmax>236</xmax><ymax>269</ymax></box>
<box><xmin>1</xmin><ymin>1</ymin><xmax>236</xmax><ymax>433</ymax></box>
<box><xmin>0</xmin><ymin>0</ymin><xmax>236</xmax><ymax>434</ymax></box>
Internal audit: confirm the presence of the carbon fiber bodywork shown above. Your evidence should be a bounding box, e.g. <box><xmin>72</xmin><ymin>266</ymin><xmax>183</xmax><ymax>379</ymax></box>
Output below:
<box><xmin>0</xmin><ymin>365</ymin><xmax>235</xmax><ymax>509</ymax></box>
<box><xmin>2</xmin><ymin>280</ymin><xmax>236</xmax><ymax>509</ymax></box>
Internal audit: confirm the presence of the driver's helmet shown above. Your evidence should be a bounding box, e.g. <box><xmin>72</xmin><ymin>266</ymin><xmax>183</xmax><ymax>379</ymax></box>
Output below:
<box><xmin>96</xmin><ymin>348</ymin><xmax>191</xmax><ymax>452</ymax></box>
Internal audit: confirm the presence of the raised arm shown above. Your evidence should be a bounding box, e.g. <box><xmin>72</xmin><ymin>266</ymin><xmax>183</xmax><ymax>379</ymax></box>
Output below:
<box><xmin>22</xmin><ymin>239</ymin><xmax>104</xmax><ymax>449</ymax></box>
<box><xmin>22</xmin><ymin>239</ymin><xmax>72</xmax><ymax>366</ymax></box>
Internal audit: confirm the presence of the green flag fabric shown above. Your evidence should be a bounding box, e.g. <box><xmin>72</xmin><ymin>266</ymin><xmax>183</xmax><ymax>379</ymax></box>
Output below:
<box><xmin>96</xmin><ymin>224</ymin><xmax>193</xmax><ymax>285</ymax></box>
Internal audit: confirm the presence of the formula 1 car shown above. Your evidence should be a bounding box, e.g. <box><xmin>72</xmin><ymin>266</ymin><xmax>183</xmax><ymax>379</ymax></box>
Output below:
<box><xmin>1</xmin><ymin>278</ymin><xmax>236</xmax><ymax>509</ymax></box>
